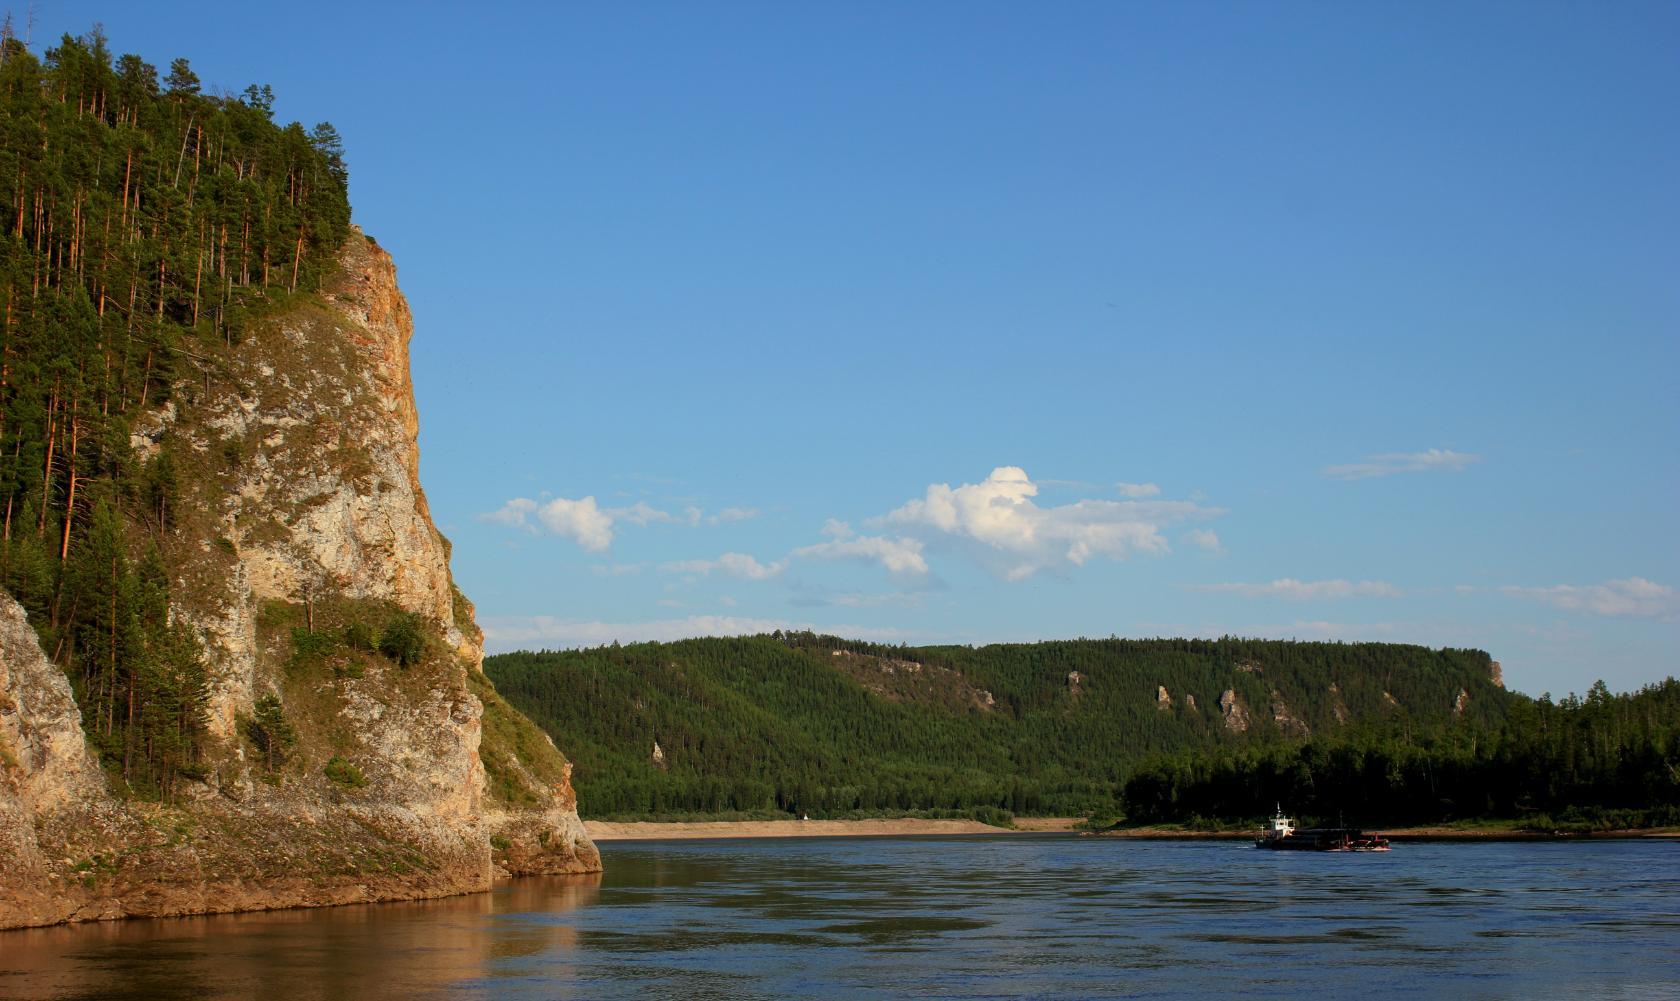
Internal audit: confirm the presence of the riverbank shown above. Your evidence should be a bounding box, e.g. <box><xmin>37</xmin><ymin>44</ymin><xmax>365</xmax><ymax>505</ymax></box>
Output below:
<box><xmin>583</xmin><ymin>817</ymin><xmax>1680</xmax><ymax>842</ymax></box>
<box><xmin>1091</xmin><ymin>823</ymin><xmax>1680</xmax><ymax>841</ymax></box>
<box><xmin>584</xmin><ymin>817</ymin><xmax>1084</xmax><ymax>840</ymax></box>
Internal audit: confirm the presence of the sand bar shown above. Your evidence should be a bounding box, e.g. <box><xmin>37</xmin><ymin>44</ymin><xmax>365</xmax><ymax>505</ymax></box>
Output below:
<box><xmin>585</xmin><ymin>817</ymin><xmax>1083</xmax><ymax>840</ymax></box>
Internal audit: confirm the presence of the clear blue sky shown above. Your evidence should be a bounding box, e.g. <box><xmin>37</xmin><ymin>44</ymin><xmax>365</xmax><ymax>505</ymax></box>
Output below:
<box><xmin>33</xmin><ymin>1</ymin><xmax>1678</xmax><ymax>696</ymax></box>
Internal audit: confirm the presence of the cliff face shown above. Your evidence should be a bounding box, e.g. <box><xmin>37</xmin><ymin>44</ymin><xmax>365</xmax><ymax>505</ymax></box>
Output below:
<box><xmin>0</xmin><ymin>232</ymin><xmax>597</xmax><ymax>931</ymax></box>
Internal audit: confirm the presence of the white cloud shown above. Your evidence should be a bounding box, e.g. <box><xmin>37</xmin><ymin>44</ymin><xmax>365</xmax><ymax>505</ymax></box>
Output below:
<box><xmin>878</xmin><ymin>466</ymin><xmax>1219</xmax><ymax>580</ymax></box>
<box><xmin>1116</xmin><ymin>481</ymin><xmax>1161</xmax><ymax>498</ymax></box>
<box><xmin>1195</xmin><ymin>578</ymin><xmax>1403</xmax><ymax>600</ymax></box>
<box><xmin>502</xmin><ymin>496</ymin><xmax>614</xmax><ymax>551</ymax></box>
<box><xmin>480</xmin><ymin>614</ymin><xmax>922</xmax><ymax>651</ymax></box>
<box><xmin>1323</xmin><ymin>448</ymin><xmax>1481</xmax><ymax>480</ymax></box>
<box><xmin>1501</xmin><ymin>578</ymin><xmax>1678</xmax><ymax>619</ymax></box>
<box><xmin>793</xmin><ymin>534</ymin><xmax>929</xmax><ymax>576</ymax></box>
<box><xmin>661</xmin><ymin>552</ymin><xmax>786</xmax><ymax>580</ymax></box>
<box><xmin>486</xmin><ymin>494</ymin><xmax>756</xmax><ymax>549</ymax></box>
<box><xmin>608</xmin><ymin>501</ymin><xmax>689</xmax><ymax>526</ymax></box>
<box><xmin>590</xmin><ymin>563</ymin><xmax>647</xmax><ymax>577</ymax></box>
<box><xmin>1185</xmin><ymin>529</ymin><xmax>1224</xmax><ymax>553</ymax></box>
<box><xmin>482</xmin><ymin>497</ymin><xmax>537</xmax><ymax>531</ymax></box>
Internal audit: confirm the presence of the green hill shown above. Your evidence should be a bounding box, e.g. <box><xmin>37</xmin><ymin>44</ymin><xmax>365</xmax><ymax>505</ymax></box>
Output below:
<box><xmin>487</xmin><ymin>632</ymin><xmax>1514</xmax><ymax>821</ymax></box>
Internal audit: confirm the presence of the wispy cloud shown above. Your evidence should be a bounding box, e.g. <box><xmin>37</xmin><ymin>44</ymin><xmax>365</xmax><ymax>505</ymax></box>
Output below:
<box><xmin>1322</xmin><ymin>449</ymin><xmax>1481</xmax><ymax>480</ymax></box>
<box><xmin>1116</xmin><ymin>481</ymin><xmax>1161</xmax><ymax>498</ymax></box>
<box><xmin>483</xmin><ymin>495</ymin><xmax>757</xmax><ymax>550</ymax></box>
<box><xmin>1184</xmin><ymin>529</ymin><xmax>1224</xmax><ymax>554</ymax></box>
<box><xmin>1500</xmin><ymin>578</ymin><xmax>1678</xmax><ymax>619</ymax></box>
<box><xmin>709</xmin><ymin>506</ymin><xmax>760</xmax><ymax>524</ymax></box>
<box><xmin>875</xmin><ymin>466</ymin><xmax>1221</xmax><ymax>580</ymax></box>
<box><xmin>661</xmin><ymin>552</ymin><xmax>786</xmax><ymax>581</ymax></box>
<box><xmin>1195</xmin><ymin>578</ymin><xmax>1403</xmax><ymax>600</ymax></box>
<box><xmin>793</xmin><ymin>520</ymin><xmax>928</xmax><ymax>577</ymax></box>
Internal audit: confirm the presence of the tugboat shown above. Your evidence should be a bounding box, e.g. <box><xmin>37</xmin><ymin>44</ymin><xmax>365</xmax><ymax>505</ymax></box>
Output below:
<box><xmin>1254</xmin><ymin>806</ymin><xmax>1391</xmax><ymax>852</ymax></box>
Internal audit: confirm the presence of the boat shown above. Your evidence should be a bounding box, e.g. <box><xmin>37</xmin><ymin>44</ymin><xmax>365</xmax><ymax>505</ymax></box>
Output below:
<box><xmin>1254</xmin><ymin>806</ymin><xmax>1391</xmax><ymax>851</ymax></box>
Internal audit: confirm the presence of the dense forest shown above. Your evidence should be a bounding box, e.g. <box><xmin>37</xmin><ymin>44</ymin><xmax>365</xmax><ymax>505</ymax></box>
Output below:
<box><xmin>487</xmin><ymin>632</ymin><xmax>1517</xmax><ymax>822</ymax></box>
<box><xmin>1123</xmin><ymin>678</ymin><xmax>1680</xmax><ymax>831</ymax></box>
<box><xmin>0</xmin><ymin>25</ymin><xmax>351</xmax><ymax>796</ymax></box>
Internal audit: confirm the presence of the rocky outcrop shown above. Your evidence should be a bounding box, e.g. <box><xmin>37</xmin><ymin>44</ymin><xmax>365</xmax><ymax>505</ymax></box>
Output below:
<box><xmin>1269</xmin><ymin>689</ymin><xmax>1310</xmax><ymax>738</ymax></box>
<box><xmin>1156</xmin><ymin>685</ymin><xmax>1173</xmax><ymax>710</ymax></box>
<box><xmin>1</xmin><ymin>232</ymin><xmax>597</xmax><ymax>930</ymax></box>
<box><xmin>1184</xmin><ymin>693</ymin><xmax>1198</xmax><ymax>712</ymax></box>
<box><xmin>1218</xmin><ymin>689</ymin><xmax>1250</xmax><ymax>733</ymax></box>
<box><xmin>1490</xmin><ymin>660</ymin><xmax>1504</xmax><ymax>689</ymax></box>
<box><xmin>1328</xmin><ymin>683</ymin><xmax>1351</xmax><ymax>725</ymax></box>
<box><xmin>1453</xmin><ymin>688</ymin><xmax>1470</xmax><ymax>716</ymax></box>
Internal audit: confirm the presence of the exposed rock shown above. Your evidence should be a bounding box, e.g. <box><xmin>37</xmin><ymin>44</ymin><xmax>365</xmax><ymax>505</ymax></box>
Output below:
<box><xmin>1218</xmin><ymin>690</ymin><xmax>1250</xmax><ymax>733</ymax></box>
<box><xmin>0</xmin><ymin>232</ymin><xmax>597</xmax><ymax>931</ymax></box>
<box><xmin>1184</xmin><ymin>693</ymin><xmax>1198</xmax><ymax>712</ymax></box>
<box><xmin>1453</xmin><ymin>688</ymin><xmax>1470</xmax><ymax>716</ymax></box>
<box><xmin>1156</xmin><ymin>685</ymin><xmax>1173</xmax><ymax>710</ymax></box>
<box><xmin>1269</xmin><ymin>689</ymin><xmax>1311</xmax><ymax>738</ymax></box>
<box><xmin>1067</xmin><ymin>671</ymin><xmax>1083</xmax><ymax>695</ymax></box>
<box><xmin>1490</xmin><ymin>660</ymin><xmax>1504</xmax><ymax>689</ymax></box>
<box><xmin>1382</xmin><ymin>691</ymin><xmax>1401</xmax><ymax>710</ymax></box>
<box><xmin>1236</xmin><ymin>661</ymin><xmax>1263</xmax><ymax>675</ymax></box>
<box><xmin>651</xmin><ymin>740</ymin><xmax>666</xmax><ymax>769</ymax></box>
<box><xmin>1328</xmin><ymin>683</ymin><xmax>1351</xmax><ymax>725</ymax></box>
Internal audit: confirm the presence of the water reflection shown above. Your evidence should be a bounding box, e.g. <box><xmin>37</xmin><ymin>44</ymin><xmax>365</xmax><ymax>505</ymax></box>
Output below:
<box><xmin>0</xmin><ymin>874</ymin><xmax>600</xmax><ymax>1001</ymax></box>
<box><xmin>2</xmin><ymin>838</ymin><xmax>1678</xmax><ymax>1000</ymax></box>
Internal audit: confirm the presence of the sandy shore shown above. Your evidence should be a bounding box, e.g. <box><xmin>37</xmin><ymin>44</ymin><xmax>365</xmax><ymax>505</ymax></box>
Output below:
<box><xmin>584</xmin><ymin>817</ymin><xmax>1083</xmax><ymax>841</ymax></box>
<box><xmin>584</xmin><ymin>818</ymin><xmax>1680</xmax><ymax>842</ymax></box>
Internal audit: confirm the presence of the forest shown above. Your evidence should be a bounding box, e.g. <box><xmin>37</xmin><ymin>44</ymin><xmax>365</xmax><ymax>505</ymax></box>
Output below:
<box><xmin>0</xmin><ymin>26</ymin><xmax>351</xmax><ymax>796</ymax></box>
<box><xmin>1122</xmin><ymin>678</ymin><xmax>1680</xmax><ymax>831</ymax></box>
<box><xmin>486</xmin><ymin>632</ymin><xmax>1540</xmax><ymax>824</ymax></box>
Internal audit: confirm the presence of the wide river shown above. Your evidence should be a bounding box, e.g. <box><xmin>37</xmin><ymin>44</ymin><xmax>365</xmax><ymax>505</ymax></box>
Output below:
<box><xmin>2</xmin><ymin>836</ymin><xmax>1677</xmax><ymax>999</ymax></box>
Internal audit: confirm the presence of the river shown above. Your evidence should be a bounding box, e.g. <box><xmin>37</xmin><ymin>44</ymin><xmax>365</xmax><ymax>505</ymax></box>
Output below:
<box><xmin>2</xmin><ymin>836</ymin><xmax>1677</xmax><ymax>999</ymax></box>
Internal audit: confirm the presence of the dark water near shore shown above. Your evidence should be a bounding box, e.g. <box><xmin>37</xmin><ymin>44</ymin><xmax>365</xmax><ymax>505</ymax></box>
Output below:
<box><xmin>2</xmin><ymin>836</ymin><xmax>1678</xmax><ymax>999</ymax></box>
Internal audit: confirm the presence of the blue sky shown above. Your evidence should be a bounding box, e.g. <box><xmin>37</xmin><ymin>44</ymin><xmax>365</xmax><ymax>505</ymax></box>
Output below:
<box><xmin>34</xmin><ymin>2</ymin><xmax>1677</xmax><ymax>696</ymax></box>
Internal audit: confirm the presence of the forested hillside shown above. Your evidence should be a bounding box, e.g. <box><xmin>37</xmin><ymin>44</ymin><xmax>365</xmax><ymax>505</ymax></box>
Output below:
<box><xmin>487</xmin><ymin>633</ymin><xmax>1514</xmax><ymax>820</ymax></box>
<box><xmin>1123</xmin><ymin>678</ymin><xmax>1680</xmax><ymax>830</ymax></box>
<box><xmin>0</xmin><ymin>26</ymin><xmax>350</xmax><ymax>794</ymax></box>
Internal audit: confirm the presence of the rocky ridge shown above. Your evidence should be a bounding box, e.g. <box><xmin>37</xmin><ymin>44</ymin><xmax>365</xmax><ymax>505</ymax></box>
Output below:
<box><xmin>0</xmin><ymin>232</ymin><xmax>597</xmax><ymax>930</ymax></box>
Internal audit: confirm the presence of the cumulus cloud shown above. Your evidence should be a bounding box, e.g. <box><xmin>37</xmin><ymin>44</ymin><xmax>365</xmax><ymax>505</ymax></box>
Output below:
<box><xmin>877</xmin><ymin>466</ymin><xmax>1219</xmax><ymax>580</ymax></box>
<box><xmin>661</xmin><ymin>552</ymin><xmax>787</xmax><ymax>581</ymax></box>
<box><xmin>482</xmin><ymin>496</ymin><xmax>619</xmax><ymax>550</ymax></box>
<box><xmin>480</xmin><ymin>614</ymin><xmax>921</xmax><ymax>651</ymax></box>
<box><xmin>1116</xmin><ymin>482</ymin><xmax>1161</xmax><ymax>498</ymax></box>
<box><xmin>1195</xmin><ymin>578</ymin><xmax>1403</xmax><ymax>600</ymax></box>
<box><xmin>483</xmin><ymin>497</ymin><xmax>538</xmax><ymax>531</ymax></box>
<box><xmin>1322</xmin><ymin>449</ymin><xmax>1481</xmax><ymax>480</ymax></box>
<box><xmin>1501</xmin><ymin>578</ymin><xmax>1678</xmax><ymax>619</ymax></box>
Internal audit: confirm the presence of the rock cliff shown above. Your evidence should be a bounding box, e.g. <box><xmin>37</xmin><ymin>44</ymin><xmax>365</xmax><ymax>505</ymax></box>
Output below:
<box><xmin>0</xmin><ymin>232</ymin><xmax>597</xmax><ymax>930</ymax></box>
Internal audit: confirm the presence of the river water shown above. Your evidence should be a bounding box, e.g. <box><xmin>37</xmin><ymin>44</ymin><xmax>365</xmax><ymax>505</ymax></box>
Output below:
<box><xmin>2</xmin><ymin>836</ymin><xmax>1677</xmax><ymax>999</ymax></box>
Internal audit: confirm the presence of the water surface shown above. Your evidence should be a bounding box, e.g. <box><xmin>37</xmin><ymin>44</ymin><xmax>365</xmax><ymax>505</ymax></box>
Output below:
<box><xmin>2</xmin><ymin>836</ymin><xmax>1677</xmax><ymax>999</ymax></box>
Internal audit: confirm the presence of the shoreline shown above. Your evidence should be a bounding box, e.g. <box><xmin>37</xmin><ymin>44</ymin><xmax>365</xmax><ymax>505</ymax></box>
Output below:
<box><xmin>584</xmin><ymin>817</ymin><xmax>1083</xmax><ymax>840</ymax></box>
<box><xmin>584</xmin><ymin>818</ymin><xmax>1680</xmax><ymax>842</ymax></box>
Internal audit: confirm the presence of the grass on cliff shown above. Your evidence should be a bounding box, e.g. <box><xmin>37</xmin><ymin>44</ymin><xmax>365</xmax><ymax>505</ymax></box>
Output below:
<box><xmin>469</xmin><ymin>668</ymin><xmax>570</xmax><ymax>810</ymax></box>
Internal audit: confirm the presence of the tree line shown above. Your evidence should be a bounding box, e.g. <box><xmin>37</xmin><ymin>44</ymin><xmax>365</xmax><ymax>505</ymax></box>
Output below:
<box><xmin>0</xmin><ymin>25</ymin><xmax>351</xmax><ymax>796</ymax></box>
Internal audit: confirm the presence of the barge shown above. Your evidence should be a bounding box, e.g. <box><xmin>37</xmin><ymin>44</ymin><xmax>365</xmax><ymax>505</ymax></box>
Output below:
<box><xmin>1255</xmin><ymin>808</ymin><xmax>1391</xmax><ymax>851</ymax></box>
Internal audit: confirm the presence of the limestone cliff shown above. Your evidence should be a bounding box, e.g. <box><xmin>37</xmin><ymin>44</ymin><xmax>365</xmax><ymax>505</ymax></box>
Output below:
<box><xmin>0</xmin><ymin>232</ymin><xmax>597</xmax><ymax>930</ymax></box>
